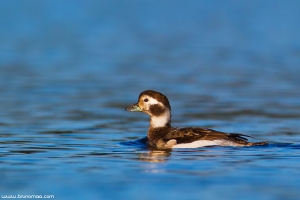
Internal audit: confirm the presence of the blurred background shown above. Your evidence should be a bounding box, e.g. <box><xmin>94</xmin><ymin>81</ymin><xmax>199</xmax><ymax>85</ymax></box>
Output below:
<box><xmin>1</xmin><ymin>1</ymin><xmax>300</xmax><ymax>200</ymax></box>
<box><xmin>1</xmin><ymin>0</ymin><xmax>300</xmax><ymax>89</ymax></box>
<box><xmin>1</xmin><ymin>0</ymin><xmax>300</xmax><ymax>131</ymax></box>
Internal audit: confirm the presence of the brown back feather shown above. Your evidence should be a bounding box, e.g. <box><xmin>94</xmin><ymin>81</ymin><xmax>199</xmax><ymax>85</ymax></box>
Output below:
<box><xmin>164</xmin><ymin>127</ymin><xmax>251</xmax><ymax>144</ymax></box>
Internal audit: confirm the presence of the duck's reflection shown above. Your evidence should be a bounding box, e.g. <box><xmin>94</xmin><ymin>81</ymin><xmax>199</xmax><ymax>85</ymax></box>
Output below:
<box><xmin>138</xmin><ymin>149</ymin><xmax>172</xmax><ymax>163</ymax></box>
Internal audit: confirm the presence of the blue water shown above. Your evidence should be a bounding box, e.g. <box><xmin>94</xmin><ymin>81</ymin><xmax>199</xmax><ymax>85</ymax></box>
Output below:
<box><xmin>1</xmin><ymin>1</ymin><xmax>300</xmax><ymax>200</ymax></box>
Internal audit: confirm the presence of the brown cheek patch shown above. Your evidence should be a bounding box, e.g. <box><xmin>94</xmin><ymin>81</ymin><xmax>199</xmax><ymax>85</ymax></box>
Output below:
<box><xmin>149</xmin><ymin>104</ymin><xmax>165</xmax><ymax>116</ymax></box>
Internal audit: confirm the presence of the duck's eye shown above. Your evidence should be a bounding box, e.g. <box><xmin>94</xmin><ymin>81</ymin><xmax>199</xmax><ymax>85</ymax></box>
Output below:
<box><xmin>144</xmin><ymin>98</ymin><xmax>148</xmax><ymax>102</ymax></box>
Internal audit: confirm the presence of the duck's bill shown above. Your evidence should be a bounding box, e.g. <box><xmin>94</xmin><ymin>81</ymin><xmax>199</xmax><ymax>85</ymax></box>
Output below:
<box><xmin>125</xmin><ymin>103</ymin><xmax>142</xmax><ymax>112</ymax></box>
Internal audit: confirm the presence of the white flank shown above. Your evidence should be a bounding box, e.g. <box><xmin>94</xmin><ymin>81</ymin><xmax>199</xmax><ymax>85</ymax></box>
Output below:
<box><xmin>172</xmin><ymin>140</ymin><xmax>224</xmax><ymax>148</ymax></box>
<box><xmin>150</xmin><ymin>111</ymin><xmax>170</xmax><ymax>128</ymax></box>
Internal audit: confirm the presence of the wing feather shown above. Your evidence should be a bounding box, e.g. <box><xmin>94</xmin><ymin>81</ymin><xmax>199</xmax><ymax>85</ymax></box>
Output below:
<box><xmin>164</xmin><ymin>127</ymin><xmax>251</xmax><ymax>144</ymax></box>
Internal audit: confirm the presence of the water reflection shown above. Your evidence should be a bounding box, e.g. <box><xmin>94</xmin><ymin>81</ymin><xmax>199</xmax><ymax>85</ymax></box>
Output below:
<box><xmin>138</xmin><ymin>150</ymin><xmax>171</xmax><ymax>163</ymax></box>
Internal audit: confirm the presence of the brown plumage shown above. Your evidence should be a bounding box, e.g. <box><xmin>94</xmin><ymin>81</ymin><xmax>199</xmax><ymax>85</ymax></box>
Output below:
<box><xmin>165</xmin><ymin>127</ymin><xmax>267</xmax><ymax>146</ymax></box>
<box><xmin>126</xmin><ymin>90</ymin><xmax>268</xmax><ymax>149</ymax></box>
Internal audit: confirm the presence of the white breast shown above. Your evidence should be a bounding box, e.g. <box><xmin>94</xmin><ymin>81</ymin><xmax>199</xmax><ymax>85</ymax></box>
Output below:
<box><xmin>172</xmin><ymin>140</ymin><xmax>224</xmax><ymax>148</ymax></box>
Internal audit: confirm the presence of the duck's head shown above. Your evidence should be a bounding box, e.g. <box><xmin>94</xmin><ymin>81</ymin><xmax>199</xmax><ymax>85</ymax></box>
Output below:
<box><xmin>125</xmin><ymin>90</ymin><xmax>171</xmax><ymax>128</ymax></box>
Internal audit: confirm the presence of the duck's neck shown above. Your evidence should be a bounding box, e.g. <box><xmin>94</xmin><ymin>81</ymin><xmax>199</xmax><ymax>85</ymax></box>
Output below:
<box><xmin>148</xmin><ymin>110</ymin><xmax>172</xmax><ymax>143</ymax></box>
<box><xmin>150</xmin><ymin>109</ymin><xmax>171</xmax><ymax>129</ymax></box>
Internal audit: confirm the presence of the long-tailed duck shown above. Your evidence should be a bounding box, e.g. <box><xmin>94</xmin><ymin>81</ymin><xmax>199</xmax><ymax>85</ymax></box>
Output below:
<box><xmin>125</xmin><ymin>90</ymin><xmax>267</xmax><ymax>149</ymax></box>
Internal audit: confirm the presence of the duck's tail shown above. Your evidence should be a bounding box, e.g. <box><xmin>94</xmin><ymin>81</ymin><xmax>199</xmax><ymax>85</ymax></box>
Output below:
<box><xmin>247</xmin><ymin>141</ymin><xmax>269</xmax><ymax>146</ymax></box>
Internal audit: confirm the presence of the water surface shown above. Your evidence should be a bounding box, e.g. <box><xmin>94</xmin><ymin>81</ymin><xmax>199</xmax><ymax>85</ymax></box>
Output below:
<box><xmin>1</xmin><ymin>1</ymin><xmax>300</xmax><ymax>200</ymax></box>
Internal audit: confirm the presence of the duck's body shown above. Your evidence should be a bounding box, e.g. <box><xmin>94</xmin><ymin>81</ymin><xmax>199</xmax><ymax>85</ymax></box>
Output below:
<box><xmin>125</xmin><ymin>90</ymin><xmax>267</xmax><ymax>149</ymax></box>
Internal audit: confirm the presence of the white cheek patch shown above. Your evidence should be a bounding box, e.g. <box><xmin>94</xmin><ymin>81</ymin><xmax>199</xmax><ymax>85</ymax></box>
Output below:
<box><xmin>145</xmin><ymin>96</ymin><xmax>163</xmax><ymax>106</ymax></box>
<box><xmin>148</xmin><ymin>97</ymin><xmax>158</xmax><ymax>104</ymax></box>
<box><xmin>142</xmin><ymin>95</ymin><xmax>164</xmax><ymax>111</ymax></box>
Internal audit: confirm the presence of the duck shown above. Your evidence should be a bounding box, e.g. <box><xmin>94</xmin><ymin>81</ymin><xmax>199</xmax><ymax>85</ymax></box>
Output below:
<box><xmin>125</xmin><ymin>90</ymin><xmax>268</xmax><ymax>149</ymax></box>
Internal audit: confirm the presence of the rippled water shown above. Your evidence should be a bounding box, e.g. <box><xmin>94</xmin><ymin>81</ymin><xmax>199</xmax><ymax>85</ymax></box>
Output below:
<box><xmin>1</xmin><ymin>1</ymin><xmax>300</xmax><ymax>200</ymax></box>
